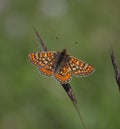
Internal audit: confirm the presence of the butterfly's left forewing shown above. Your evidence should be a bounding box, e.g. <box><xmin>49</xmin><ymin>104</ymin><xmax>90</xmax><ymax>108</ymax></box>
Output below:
<box><xmin>69</xmin><ymin>56</ymin><xmax>95</xmax><ymax>77</ymax></box>
<box><xmin>28</xmin><ymin>51</ymin><xmax>56</xmax><ymax>67</ymax></box>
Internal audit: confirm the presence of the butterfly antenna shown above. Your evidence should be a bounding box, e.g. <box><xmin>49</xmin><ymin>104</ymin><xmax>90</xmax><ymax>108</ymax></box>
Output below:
<box><xmin>62</xmin><ymin>84</ymin><xmax>88</xmax><ymax>129</ymax></box>
<box><xmin>33</xmin><ymin>28</ymin><xmax>48</xmax><ymax>51</ymax></box>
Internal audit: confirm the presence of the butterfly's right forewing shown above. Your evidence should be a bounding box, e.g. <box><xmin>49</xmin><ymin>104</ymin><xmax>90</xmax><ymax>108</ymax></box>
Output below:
<box><xmin>69</xmin><ymin>56</ymin><xmax>95</xmax><ymax>77</ymax></box>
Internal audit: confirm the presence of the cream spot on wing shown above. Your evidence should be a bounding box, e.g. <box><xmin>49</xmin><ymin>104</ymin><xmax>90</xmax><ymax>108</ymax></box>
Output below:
<box><xmin>44</xmin><ymin>60</ymin><xmax>48</xmax><ymax>64</ymax></box>
<box><xmin>44</xmin><ymin>53</ymin><xmax>47</xmax><ymax>57</ymax></box>
<box><xmin>76</xmin><ymin>61</ymin><xmax>79</xmax><ymax>65</ymax></box>
<box><xmin>35</xmin><ymin>54</ymin><xmax>39</xmax><ymax>59</ymax></box>
<box><xmin>84</xmin><ymin>64</ymin><xmax>88</xmax><ymax>70</ymax></box>
<box><xmin>72</xmin><ymin>67</ymin><xmax>76</xmax><ymax>71</ymax></box>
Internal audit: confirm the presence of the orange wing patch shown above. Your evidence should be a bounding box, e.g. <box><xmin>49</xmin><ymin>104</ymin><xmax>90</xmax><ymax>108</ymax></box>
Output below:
<box><xmin>69</xmin><ymin>56</ymin><xmax>95</xmax><ymax>77</ymax></box>
<box><xmin>55</xmin><ymin>63</ymin><xmax>72</xmax><ymax>84</ymax></box>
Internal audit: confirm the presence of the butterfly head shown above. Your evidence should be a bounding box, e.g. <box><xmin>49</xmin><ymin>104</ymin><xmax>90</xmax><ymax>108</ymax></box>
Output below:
<box><xmin>61</xmin><ymin>49</ymin><xmax>67</xmax><ymax>55</ymax></box>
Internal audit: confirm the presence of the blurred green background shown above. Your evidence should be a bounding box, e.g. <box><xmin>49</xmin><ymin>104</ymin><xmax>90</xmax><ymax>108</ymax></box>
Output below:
<box><xmin>0</xmin><ymin>0</ymin><xmax>120</xmax><ymax>129</ymax></box>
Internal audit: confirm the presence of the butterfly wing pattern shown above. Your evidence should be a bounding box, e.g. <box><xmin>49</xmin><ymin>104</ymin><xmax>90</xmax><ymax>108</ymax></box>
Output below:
<box><xmin>69</xmin><ymin>56</ymin><xmax>95</xmax><ymax>77</ymax></box>
<box><xmin>28</xmin><ymin>50</ymin><xmax>95</xmax><ymax>84</ymax></box>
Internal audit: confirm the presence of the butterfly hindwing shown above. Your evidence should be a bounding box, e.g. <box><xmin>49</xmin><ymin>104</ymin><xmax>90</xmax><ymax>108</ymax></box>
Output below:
<box><xmin>69</xmin><ymin>56</ymin><xmax>95</xmax><ymax>77</ymax></box>
<box><xmin>39</xmin><ymin>60</ymin><xmax>55</xmax><ymax>77</ymax></box>
<box><xmin>55</xmin><ymin>63</ymin><xmax>72</xmax><ymax>84</ymax></box>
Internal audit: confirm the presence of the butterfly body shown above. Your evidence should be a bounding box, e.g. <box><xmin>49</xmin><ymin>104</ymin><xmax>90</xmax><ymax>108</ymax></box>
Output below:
<box><xmin>28</xmin><ymin>49</ymin><xmax>95</xmax><ymax>84</ymax></box>
<box><xmin>54</xmin><ymin>49</ymin><xmax>70</xmax><ymax>74</ymax></box>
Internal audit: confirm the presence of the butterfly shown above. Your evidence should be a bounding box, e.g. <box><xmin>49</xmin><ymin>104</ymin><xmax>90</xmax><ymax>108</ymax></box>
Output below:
<box><xmin>28</xmin><ymin>49</ymin><xmax>95</xmax><ymax>84</ymax></box>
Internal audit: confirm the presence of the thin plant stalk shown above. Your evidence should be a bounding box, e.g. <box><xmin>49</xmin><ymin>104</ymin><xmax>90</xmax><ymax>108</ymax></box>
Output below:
<box><xmin>33</xmin><ymin>29</ymin><xmax>88</xmax><ymax>129</ymax></box>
